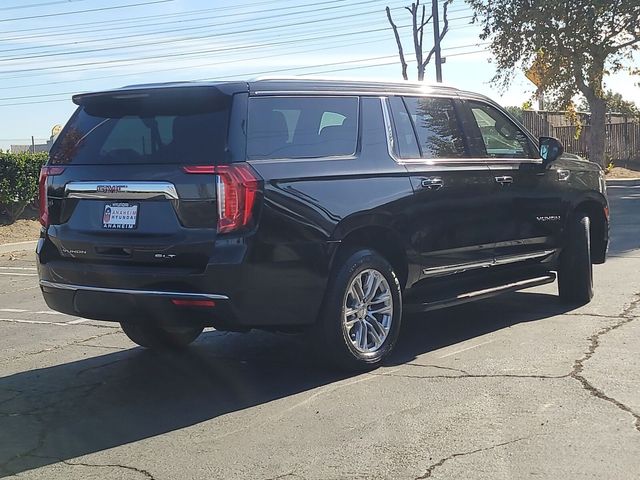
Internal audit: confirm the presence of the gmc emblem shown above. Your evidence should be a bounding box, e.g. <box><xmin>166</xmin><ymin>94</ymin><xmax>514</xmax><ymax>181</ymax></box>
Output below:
<box><xmin>97</xmin><ymin>184</ymin><xmax>127</xmax><ymax>193</ymax></box>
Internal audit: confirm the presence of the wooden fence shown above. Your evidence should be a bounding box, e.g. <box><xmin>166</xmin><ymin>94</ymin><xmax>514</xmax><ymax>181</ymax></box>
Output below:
<box><xmin>521</xmin><ymin>110</ymin><xmax>640</xmax><ymax>163</ymax></box>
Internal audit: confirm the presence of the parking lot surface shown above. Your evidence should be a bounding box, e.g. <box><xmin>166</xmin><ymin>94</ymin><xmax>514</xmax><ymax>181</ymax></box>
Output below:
<box><xmin>1</xmin><ymin>180</ymin><xmax>639</xmax><ymax>479</ymax></box>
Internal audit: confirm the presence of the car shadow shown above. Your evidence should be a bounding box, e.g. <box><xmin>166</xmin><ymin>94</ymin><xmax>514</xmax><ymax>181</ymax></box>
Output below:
<box><xmin>0</xmin><ymin>290</ymin><xmax>575</xmax><ymax>477</ymax></box>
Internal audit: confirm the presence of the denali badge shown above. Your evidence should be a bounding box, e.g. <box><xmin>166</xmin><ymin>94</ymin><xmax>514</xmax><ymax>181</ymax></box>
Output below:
<box><xmin>536</xmin><ymin>215</ymin><xmax>561</xmax><ymax>222</ymax></box>
<box><xmin>96</xmin><ymin>184</ymin><xmax>127</xmax><ymax>193</ymax></box>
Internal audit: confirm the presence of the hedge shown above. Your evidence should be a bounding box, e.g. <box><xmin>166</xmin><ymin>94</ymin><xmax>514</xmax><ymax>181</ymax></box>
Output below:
<box><xmin>0</xmin><ymin>152</ymin><xmax>49</xmax><ymax>222</ymax></box>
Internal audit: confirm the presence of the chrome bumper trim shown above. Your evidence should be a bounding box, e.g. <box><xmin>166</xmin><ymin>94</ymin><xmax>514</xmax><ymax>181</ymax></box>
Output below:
<box><xmin>39</xmin><ymin>280</ymin><xmax>228</xmax><ymax>301</ymax></box>
<box><xmin>64</xmin><ymin>181</ymin><xmax>179</xmax><ymax>200</ymax></box>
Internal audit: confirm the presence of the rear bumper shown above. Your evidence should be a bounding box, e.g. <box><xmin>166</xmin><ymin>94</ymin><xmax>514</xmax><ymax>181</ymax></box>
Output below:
<box><xmin>36</xmin><ymin>236</ymin><xmax>332</xmax><ymax>329</ymax></box>
<box><xmin>40</xmin><ymin>280</ymin><xmax>238</xmax><ymax>329</ymax></box>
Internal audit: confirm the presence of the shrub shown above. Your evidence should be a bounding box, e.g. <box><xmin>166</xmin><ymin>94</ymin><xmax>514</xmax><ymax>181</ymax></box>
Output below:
<box><xmin>0</xmin><ymin>152</ymin><xmax>48</xmax><ymax>222</ymax></box>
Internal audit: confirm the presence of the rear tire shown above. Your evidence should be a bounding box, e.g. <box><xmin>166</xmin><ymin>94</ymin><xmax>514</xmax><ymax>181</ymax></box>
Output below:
<box><xmin>120</xmin><ymin>322</ymin><xmax>203</xmax><ymax>349</ymax></box>
<box><xmin>310</xmin><ymin>248</ymin><xmax>402</xmax><ymax>371</ymax></box>
<box><xmin>558</xmin><ymin>215</ymin><xmax>593</xmax><ymax>305</ymax></box>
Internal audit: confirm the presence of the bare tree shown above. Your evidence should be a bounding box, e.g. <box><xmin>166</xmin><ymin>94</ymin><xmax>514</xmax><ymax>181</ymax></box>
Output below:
<box><xmin>386</xmin><ymin>0</ymin><xmax>452</xmax><ymax>81</ymax></box>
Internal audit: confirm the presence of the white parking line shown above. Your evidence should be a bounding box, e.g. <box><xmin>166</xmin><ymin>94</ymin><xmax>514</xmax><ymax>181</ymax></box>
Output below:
<box><xmin>0</xmin><ymin>266</ymin><xmax>37</xmax><ymax>271</ymax></box>
<box><xmin>66</xmin><ymin>318</ymin><xmax>88</xmax><ymax>324</ymax></box>
<box><xmin>0</xmin><ymin>308</ymin><xmax>28</xmax><ymax>313</ymax></box>
<box><xmin>35</xmin><ymin>310</ymin><xmax>65</xmax><ymax>315</ymax></box>
<box><xmin>0</xmin><ymin>272</ymin><xmax>38</xmax><ymax>276</ymax></box>
<box><xmin>0</xmin><ymin>317</ymin><xmax>69</xmax><ymax>327</ymax></box>
<box><xmin>437</xmin><ymin>339</ymin><xmax>495</xmax><ymax>358</ymax></box>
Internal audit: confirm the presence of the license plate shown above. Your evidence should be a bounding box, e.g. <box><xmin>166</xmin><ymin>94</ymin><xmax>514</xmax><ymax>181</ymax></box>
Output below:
<box><xmin>102</xmin><ymin>202</ymin><xmax>138</xmax><ymax>229</ymax></box>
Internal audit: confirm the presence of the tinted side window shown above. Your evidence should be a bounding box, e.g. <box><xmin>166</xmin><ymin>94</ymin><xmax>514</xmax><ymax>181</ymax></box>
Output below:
<box><xmin>403</xmin><ymin>96</ymin><xmax>466</xmax><ymax>158</ymax></box>
<box><xmin>247</xmin><ymin>96</ymin><xmax>358</xmax><ymax>160</ymax></box>
<box><xmin>388</xmin><ymin>96</ymin><xmax>420</xmax><ymax>159</ymax></box>
<box><xmin>467</xmin><ymin>101</ymin><xmax>536</xmax><ymax>159</ymax></box>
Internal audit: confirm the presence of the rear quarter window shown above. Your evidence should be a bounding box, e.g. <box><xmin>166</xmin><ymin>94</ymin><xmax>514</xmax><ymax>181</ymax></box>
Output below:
<box><xmin>246</xmin><ymin>96</ymin><xmax>359</xmax><ymax>160</ymax></box>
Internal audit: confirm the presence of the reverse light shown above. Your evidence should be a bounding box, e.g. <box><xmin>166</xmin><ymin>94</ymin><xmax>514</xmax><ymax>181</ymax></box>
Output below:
<box><xmin>183</xmin><ymin>163</ymin><xmax>261</xmax><ymax>234</ymax></box>
<box><xmin>38</xmin><ymin>166</ymin><xmax>65</xmax><ymax>227</ymax></box>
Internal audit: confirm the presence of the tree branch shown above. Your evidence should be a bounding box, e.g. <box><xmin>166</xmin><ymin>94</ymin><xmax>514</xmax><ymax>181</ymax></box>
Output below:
<box><xmin>386</xmin><ymin>6</ymin><xmax>408</xmax><ymax>80</ymax></box>
<box><xmin>418</xmin><ymin>3</ymin><xmax>426</xmax><ymax>52</ymax></box>
<box><xmin>421</xmin><ymin>0</ymin><xmax>450</xmax><ymax>70</ymax></box>
<box><xmin>611</xmin><ymin>32</ymin><xmax>640</xmax><ymax>51</ymax></box>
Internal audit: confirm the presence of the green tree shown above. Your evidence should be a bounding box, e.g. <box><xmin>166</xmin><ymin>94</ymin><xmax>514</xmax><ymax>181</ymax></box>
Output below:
<box><xmin>578</xmin><ymin>89</ymin><xmax>640</xmax><ymax>116</ymax></box>
<box><xmin>465</xmin><ymin>0</ymin><xmax>640</xmax><ymax>166</ymax></box>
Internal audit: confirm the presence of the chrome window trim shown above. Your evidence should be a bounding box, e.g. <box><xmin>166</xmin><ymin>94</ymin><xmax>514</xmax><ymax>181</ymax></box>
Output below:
<box><xmin>64</xmin><ymin>181</ymin><xmax>179</xmax><ymax>200</ymax></box>
<box><xmin>422</xmin><ymin>249</ymin><xmax>556</xmax><ymax>277</ymax></box>
<box><xmin>39</xmin><ymin>280</ymin><xmax>229</xmax><ymax>301</ymax></box>
<box><xmin>379</xmin><ymin>95</ymin><xmax>542</xmax><ymax>170</ymax></box>
<box><xmin>380</xmin><ymin>96</ymin><xmax>396</xmax><ymax>160</ymax></box>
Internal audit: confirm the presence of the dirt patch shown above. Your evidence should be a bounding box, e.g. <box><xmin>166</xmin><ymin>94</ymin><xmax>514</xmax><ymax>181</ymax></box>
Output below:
<box><xmin>606</xmin><ymin>160</ymin><xmax>640</xmax><ymax>179</ymax></box>
<box><xmin>0</xmin><ymin>206</ymin><xmax>41</xmax><ymax>244</ymax></box>
<box><xmin>0</xmin><ymin>219</ymin><xmax>41</xmax><ymax>244</ymax></box>
<box><xmin>607</xmin><ymin>166</ymin><xmax>640</xmax><ymax>179</ymax></box>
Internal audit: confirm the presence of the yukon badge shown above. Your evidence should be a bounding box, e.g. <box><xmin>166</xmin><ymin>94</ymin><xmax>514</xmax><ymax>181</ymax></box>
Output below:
<box><xmin>536</xmin><ymin>215</ymin><xmax>561</xmax><ymax>222</ymax></box>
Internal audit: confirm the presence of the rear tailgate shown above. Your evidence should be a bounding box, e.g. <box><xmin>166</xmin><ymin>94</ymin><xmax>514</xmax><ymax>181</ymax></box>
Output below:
<box><xmin>42</xmin><ymin>84</ymin><xmax>247</xmax><ymax>271</ymax></box>
<box><xmin>46</xmin><ymin>165</ymin><xmax>216</xmax><ymax>269</ymax></box>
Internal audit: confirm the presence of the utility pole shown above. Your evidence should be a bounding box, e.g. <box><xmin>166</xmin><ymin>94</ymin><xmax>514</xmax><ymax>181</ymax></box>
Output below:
<box><xmin>31</xmin><ymin>136</ymin><xmax>35</xmax><ymax>153</ymax></box>
<box><xmin>432</xmin><ymin>0</ymin><xmax>443</xmax><ymax>82</ymax></box>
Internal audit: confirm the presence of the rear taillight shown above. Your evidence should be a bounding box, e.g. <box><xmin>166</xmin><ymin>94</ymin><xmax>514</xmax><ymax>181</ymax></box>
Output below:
<box><xmin>183</xmin><ymin>163</ymin><xmax>261</xmax><ymax>234</ymax></box>
<box><xmin>38</xmin><ymin>166</ymin><xmax>65</xmax><ymax>227</ymax></box>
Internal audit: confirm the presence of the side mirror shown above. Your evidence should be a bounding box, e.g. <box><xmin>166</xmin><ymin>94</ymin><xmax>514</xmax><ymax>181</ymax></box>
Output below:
<box><xmin>539</xmin><ymin>136</ymin><xmax>564</xmax><ymax>165</ymax></box>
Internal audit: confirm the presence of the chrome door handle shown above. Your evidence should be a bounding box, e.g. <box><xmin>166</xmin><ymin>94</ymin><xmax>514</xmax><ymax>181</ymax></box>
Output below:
<box><xmin>495</xmin><ymin>176</ymin><xmax>513</xmax><ymax>186</ymax></box>
<box><xmin>421</xmin><ymin>177</ymin><xmax>444</xmax><ymax>190</ymax></box>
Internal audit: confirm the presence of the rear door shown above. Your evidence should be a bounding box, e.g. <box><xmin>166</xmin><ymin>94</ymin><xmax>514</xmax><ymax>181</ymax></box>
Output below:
<box><xmin>44</xmin><ymin>86</ymin><xmax>245</xmax><ymax>271</ymax></box>
<box><xmin>460</xmin><ymin>99</ymin><xmax>563</xmax><ymax>261</ymax></box>
<box><xmin>387</xmin><ymin>95</ymin><xmax>497</xmax><ymax>276</ymax></box>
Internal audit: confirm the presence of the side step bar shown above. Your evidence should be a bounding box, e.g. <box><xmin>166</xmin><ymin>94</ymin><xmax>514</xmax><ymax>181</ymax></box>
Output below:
<box><xmin>404</xmin><ymin>273</ymin><xmax>556</xmax><ymax>314</ymax></box>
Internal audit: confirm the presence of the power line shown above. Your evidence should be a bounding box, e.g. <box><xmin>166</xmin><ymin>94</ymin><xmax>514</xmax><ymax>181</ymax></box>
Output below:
<box><xmin>0</xmin><ymin>44</ymin><xmax>489</xmax><ymax>101</ymax></box>
<box><xmin>0</xmin><ymin>0</ymin><xmax>175</xmax><ymax>23</ymax></box>
<box><xmin>0</xmin><ymin>5</ymin><xmax>413</xmax><ymax>62</ymax></box>
<box><xmin>0</xmin><ymin>0</ymin><xmax>90</xmax><ymax>11</ymax></box>
<box><xmin>0</xmin><ymin>0</ymin><xmax>391</xmax><ymax>55</ymax></box>
<box><xmin>0</xmin><ymin>48</ymin><xmax>490</xmax><ymax>108</ymax></box>
<box><xmin>0</xmin><ymin>20</ymin><xmax>480</xmax><ymax>78</ymax></box>
<box><xmin>0</xmin><ymin>0</ymin><xmax>339</xmax><ymax>36</ymax></box>
<box><xmin>1</xmin><ymin>0</ymin><xmax>357</xmax><ymax>43</ymax></box>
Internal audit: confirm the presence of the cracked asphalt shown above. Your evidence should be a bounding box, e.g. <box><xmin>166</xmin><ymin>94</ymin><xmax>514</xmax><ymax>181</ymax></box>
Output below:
<box><xmin>1</xmin><ymin>180</ymin><xmax>639</xmax><ymax>480</ymax></box>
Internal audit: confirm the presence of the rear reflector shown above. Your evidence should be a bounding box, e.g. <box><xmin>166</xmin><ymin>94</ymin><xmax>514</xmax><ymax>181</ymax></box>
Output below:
<box><xmin>182</xmin><ymin>163</ymin><xmax>261</xmax><ymax>234</ymax></box>
<box><xmin>171</xmin><ymin>299</ymin><xmax>216</xmax><ymax>308</ymax></box>
<box><xmin>38</xmin><ymin>166</ymin><xmax>65</xmax><ymax>227</ymax></box>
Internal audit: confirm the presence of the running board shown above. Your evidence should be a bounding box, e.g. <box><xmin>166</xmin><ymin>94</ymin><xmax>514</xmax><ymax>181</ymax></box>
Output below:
<box><xmin>404</xmin><ymin>273</ymin><xmax>556</xmax><ymax>314</ymax></box>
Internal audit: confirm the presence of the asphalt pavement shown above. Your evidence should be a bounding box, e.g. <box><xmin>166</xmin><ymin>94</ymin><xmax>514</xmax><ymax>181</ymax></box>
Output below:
<box><xmin>0</xmin><ymin>180</ymin><xmax>639</xmax><ymax>479</ymax></box>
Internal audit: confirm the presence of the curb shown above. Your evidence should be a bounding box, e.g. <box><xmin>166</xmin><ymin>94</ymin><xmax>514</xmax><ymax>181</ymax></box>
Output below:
<box><xmin>606</xmin><ymin>177</ymin><xmax>640</xmax><ymax>182</ymax></box>
<box><xmin>0</xmin><ymin>240</ymin><xmax>38</xmax><ymax>255</ymax></box>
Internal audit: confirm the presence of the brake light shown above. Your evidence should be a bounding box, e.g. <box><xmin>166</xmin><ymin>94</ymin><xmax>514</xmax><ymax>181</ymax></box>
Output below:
<box><xmin>182</xmin><ymin>163</ymin><xmax>261</xmax><ymax>233</ymax></box>
<box><xmin>38</xmin><ymin>166</ymin><xmax>65</xmax><ymax>227</ymax></box>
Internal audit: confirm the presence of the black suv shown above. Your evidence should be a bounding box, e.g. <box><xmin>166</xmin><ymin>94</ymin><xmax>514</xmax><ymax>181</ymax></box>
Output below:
<box><xmin>37</xmin><ymin>79</ymin><xmax>609</xmax><ymax>370</ymax></box>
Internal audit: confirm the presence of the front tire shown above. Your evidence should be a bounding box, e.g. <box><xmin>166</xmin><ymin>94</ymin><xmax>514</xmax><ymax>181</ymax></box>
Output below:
<box><xmin>311</xmin><ymin>248</ymin><xmax>402</xmax><ymax>371</ymax></box>
<box><xmin>120</xmin><ymin>322</ymin><xmax>203</xmax><ymax>350</ymax></box>
<box><xmin>558</xmin><ymin>215</ymin><xmax>593</xmax><ymax>305</ymax></box>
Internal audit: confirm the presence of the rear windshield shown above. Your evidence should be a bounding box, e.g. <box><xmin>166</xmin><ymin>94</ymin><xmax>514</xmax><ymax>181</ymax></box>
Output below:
<box><xmin>246</xmin><ymin>96</ymin><xmax>359</xmax><ymax>160</ymax></box>
<box><xmin>50</xmin><ymin>90</ymin><xmax>231</xmax><ymax>165</ymax></box>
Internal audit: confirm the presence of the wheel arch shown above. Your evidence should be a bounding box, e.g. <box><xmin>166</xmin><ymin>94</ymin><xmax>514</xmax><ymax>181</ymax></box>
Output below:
<box><xmin>330</xmin><ymin>220</ymin><xmax>412</xmax><ymax>290</ymax></box>
<box><xmin>569</xmin><ymin>194</ymin><xmax>609</xmax><ymax>264</ymax></box>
